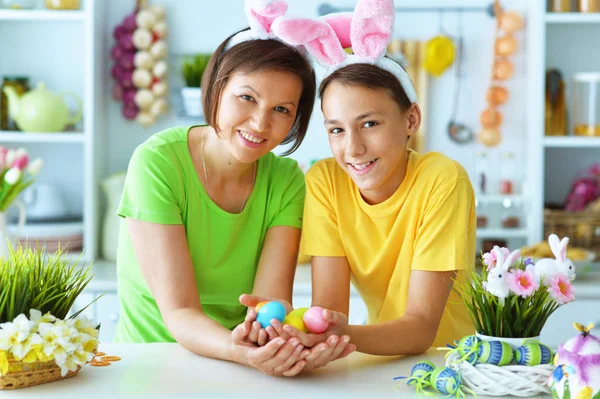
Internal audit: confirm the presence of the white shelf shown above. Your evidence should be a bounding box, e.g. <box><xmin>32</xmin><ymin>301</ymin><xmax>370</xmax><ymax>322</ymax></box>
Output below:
<box><xmin>0</xmin><ymin>9</ymin><xmax>84</xmax><ymax>21</ymax></box>
<box><xmin>546</xmin><ymin>12</ymin><xmax>600</xmax><ymax>24</ymax></box>
<box><xmin>544</xmin><ymin>136</ymin><xmax>600</xmax><ymax>148</ymax></box>
<box><xmin>0</xmin><ymin>131</ymin><xmax>85</xmax><ymax>143</ymax></box>
<box><xmin>476</xmin><ymin>228</ymin><xmax>529</xmax><ymax>239</ymax></box>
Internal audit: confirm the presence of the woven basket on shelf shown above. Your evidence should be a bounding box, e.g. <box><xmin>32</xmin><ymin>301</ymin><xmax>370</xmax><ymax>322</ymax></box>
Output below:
<box><xmin>446</xmin><ymin>351</ymin><xmax>553</xmax><ymax>397</ymax></box>
<box><xmin>0</xmin><ymin>357</ymin><xmax>81</xmax><ymax>390</ymax></box>
<box><xmin>544</xmin><ymin>207</ymin><xmax>600</xmax><ymax>258</ymax></box>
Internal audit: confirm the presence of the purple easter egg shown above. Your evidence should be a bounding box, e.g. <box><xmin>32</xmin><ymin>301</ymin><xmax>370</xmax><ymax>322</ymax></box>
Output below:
<box><xmin>122</xmin><ymin>89</ymin><xmax>136</xmax><ymax>104</ymax></box>
<box><xmin>122</xmin><ymin>13</ymin><xmax>137</xmax><ymax>32</ymax></box>
<box><xmin>113</xmin><ymin>24</ymin><xmax>126</xmax><ymax>40</ymax></box>
<box><xmin>122</xmin><ymin>102</ymin><xmax>139</xmax><ymax>120</ymax></box>
<box><xmin>112</xmin><ymin>83</ymin><xmax>124</xmax><ymax>101</ymax></box>
<box><xmin>119</xmin><ymin>34</ymin><xmax>135</xmax><ymax>51</ymax></box>
<box><xmin>120</xmin><ymin>70</ymin><xmax>134</xmax><ymax>89</ymax></box>
<box><xmin>119</xmin><ymin>51</ymin><xmax>136</xmax><ymax>70</ymax></box>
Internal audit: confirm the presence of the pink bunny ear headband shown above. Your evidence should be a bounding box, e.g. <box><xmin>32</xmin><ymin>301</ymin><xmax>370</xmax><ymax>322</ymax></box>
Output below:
<box><xmin>271</xmin><ymin>0</ymin><xmax>418</xmax><ymax>104</ymax></box>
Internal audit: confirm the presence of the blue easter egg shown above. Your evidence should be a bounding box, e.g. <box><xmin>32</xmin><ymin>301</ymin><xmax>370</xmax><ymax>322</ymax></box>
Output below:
<box><xmin>408</xmin><ymin>361</ymin><xmax>435</xmax><ymax>386</ymax></box>
<box><xmin>515</xmin><ymin>343</ymin><xmax>554</xmax><ymax>366</ymax></box>
<box><xmin>256</xmin><ymin>301</ymin><xmax>286</xmax><ymax>328</ymax></box>
<box><xmin>430</xmin><ymin>367</ymin><xmax>461</xmax><ymax>395</ymax></box>
<box><xmin>478</xmin><ymin>340</ymin><xmax>513</xmax><ymax>366</ymax></box>
<box><xmin>458</xmin><ymin>335</ymin><xmax>481</xmax><ymax>364</ymax></box>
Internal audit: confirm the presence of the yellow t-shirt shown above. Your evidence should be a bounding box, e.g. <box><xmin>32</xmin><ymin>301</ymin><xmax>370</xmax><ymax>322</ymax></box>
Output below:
<box><xmin>300</xmin><ymin>150</ymin><xmax>476</xmax><ymax>349</ymax></box>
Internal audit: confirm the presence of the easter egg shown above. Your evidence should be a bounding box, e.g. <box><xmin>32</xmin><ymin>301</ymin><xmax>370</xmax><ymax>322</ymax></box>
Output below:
<box><xmin>457</xmin><ymin>335</ymin><xmax>481</xmax><ymax>364</ymax></box>
<box><xmin>254</xmin><ymin>301</ymin><xmax>268</xmax><ymax>312</ymax></box>
<box><xmin>495</xmin><ymin>35</ymin><xmax>518</xmax><ymax>56</ymax></box>
<box><xmin>303</xmin><ymin>306</ymin><xmax>329</xmax><ymax>333</ymax></box>
<box><xmin>478</xmin><ymin>340</ymin><xmax>514</xmax><ymax>366</ymax></box>
<box><xmin>430</xmin><ymin>367</ymin><xmax>461</xmax><ymax>396</ymax></box>
<box><xmin>499</xmin><ymin>12</ymin><xmax>524</xmax><ymax>33</ymax></box>
<box><xmin>283</xmin><ymin>314</ymin><xmax>307</xmax><ymax>332</ymax></box>
<box><xmin>493</xmin><ymin>60</ymin><xmax>515</xmax><ymax>80</ymax></box>
<box><xmin>515</xmin><ymin>343</ymin><xmax>554</xmax><ymax>366</ymax></box>
<box><xmin>408</xmin><ymin>361</ymin><xmax>435</xmax><ymax>386</ymax></box>
<box><xmin>256</xmin><ymin>301</ymin><xmax>286</xmax><ymax>329</ymax></box>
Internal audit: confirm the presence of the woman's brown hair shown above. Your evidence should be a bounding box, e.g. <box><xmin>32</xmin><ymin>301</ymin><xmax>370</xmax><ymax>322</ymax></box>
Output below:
<box><xmin>202</xmin><ymin>29</ymin><xmax>316</xmax><ymax>155</ymax></box>
<box><xmin>318</xmin><ymin>62</ymin><xmax>412</xmax><ymax>113</ymax></box>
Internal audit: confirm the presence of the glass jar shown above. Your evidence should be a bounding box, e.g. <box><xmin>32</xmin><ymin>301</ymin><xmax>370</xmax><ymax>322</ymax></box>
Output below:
<box><xmin>45</xmin><ymin>0</ymin><xmax>80</xmax><ymax>10</ymax></box>
<box><xmin>550</xmin><ymin>0</ymin><xmax>572</xmax><ymax>12</ymax></box>
<box><xmin>1</xmin><ymin>76</ymin><xmax>30</xmax><ymax>131</ymax></box>
<box><xmin>0</xmin><ymin>0</ymin><xmax>36</xmax><ymax>9</ymax></box>
<box><xmin>572</xmin><ymin>73</ymin><xmax>600</xmax><ymax>136</ymax></box>
<box><xmin>474</xmin><ymin>151</ymin><xmax>489</xmax><ymax>195</ymax></box>
<box><xmin>499</xmin><ymin>152</ymin><xmax>516</xmax><ymax>194</ymax></box>
<box><xmin>500</xmin><ymin>198</ymin><xmax>521</xmax><ymax>229</ymax></box>
<box><xmin>545</xmin><ymin>69</ymin><xmax>568</xmax><ymax>136</ymax></box>
<box><xmin>578</xmin><ymin>0</ymin><xmax>600</xmax><ymax>12</ymax></box>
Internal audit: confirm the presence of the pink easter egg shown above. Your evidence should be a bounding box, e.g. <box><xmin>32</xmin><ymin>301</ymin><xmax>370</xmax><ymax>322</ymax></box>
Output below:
<box><xmin>302</xmin><ymin>306</ymin><xmax>330</xmax><ymax>334</ymax></box>
<box><xmin>111</xmin><ymin>64</ymin><xmax>124</xmax><ymax>80</ymax></box>
<box><xmin>111</xmin><ymin>45</ymin><xmax>124</xmax><ymax>61</ymax></box>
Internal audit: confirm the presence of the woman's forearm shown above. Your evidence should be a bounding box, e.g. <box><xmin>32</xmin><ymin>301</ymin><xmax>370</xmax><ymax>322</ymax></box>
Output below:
<box><xmin>347</xmin><ymin>314</ymin><xmax>437</xmax><ymax>356</ymax></box>
<box><xmin>164</xmin><ymin>308</ymin><xmax>246</xmax><ymax>365</ymax></box>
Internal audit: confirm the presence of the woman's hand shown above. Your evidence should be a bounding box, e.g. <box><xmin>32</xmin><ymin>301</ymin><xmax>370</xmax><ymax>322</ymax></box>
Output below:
<box><xmin>239</xmin><ymin>294</ymin><xmax>296</xmax><ymax>346</ymax></box>
<box><xmin>231</xmin><ymin>320</ymin><xmax>310</xmax><ymax>377</ymax></box>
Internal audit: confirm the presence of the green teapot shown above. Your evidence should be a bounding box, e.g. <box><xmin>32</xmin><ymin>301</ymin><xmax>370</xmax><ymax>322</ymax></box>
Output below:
<box><xmin>2</xmin><ymin>81</ymin><xmax>82</xmax><ymax>132</ymax></box>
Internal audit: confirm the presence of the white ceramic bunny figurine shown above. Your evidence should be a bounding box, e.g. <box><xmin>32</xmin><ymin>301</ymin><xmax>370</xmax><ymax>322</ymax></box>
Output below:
<box><xmin>483</xmin><ymin>246</ymin><xmax>522</xmax><ymax>303</ymax></box>
<box><xmin>534</xmin><ymin>234</ymin><xmax>576</xmax><ymax>285</ymax></box>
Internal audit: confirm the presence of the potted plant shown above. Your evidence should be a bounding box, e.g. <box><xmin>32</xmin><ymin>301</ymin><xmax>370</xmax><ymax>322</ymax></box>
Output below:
<box><xmin>0</xmin><ymin>245</ymin><xmax>99</xmax><ymax>389</ymax></box>
<box><xmin>180</xmin><ymin>53</ymin><xmax>212</xmax><ymax>118</ymax></box>
<box><xmin>455</xmin><ymin>234</ymin><xmax>576</xmax><ymax>348</ymax></box>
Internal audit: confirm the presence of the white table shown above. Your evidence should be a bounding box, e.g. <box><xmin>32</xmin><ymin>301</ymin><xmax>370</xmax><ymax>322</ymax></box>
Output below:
<box><xmin>0</xmin><ymin>343</ymin><xmax>550</xmax><ymax>398</ymax></box>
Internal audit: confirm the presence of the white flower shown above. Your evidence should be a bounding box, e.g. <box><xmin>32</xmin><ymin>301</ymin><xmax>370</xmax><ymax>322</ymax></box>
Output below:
<box><xmin>13</xmin><ymin>333</ymin><xmax>43</xmax><ymax>361</ymax></box>
<box><xmin>5</xmin><ymin>149</ymin><xmax>16</xmax><ymax>166</ymax></box>
<box><xmin>0</xmin><ymin>315</ymin><xmax>35</xmax><ymax>359</ymax></box>
<box><xmin>74</xmin><ymin>316</ymin><xmax>99</xmax><ymax>339</ymax></box>
<box><xmin>4</xmin><ymin>167</ymin><xmax>21</xmax><ymax>185</ymax></box>
<box><xmin>14</xmin><ymin>147</ymin><xmax>27</xmax><ymax>159</ymax></box>
<box><xmin>38</xmin><ymin>322</ymin><xmax>60</xmax><ymax>357</ymax></box>
<box><xmin>26</xmin><ymin>158</ymin><xmax>43</xmax><ymax>176</ymax></box>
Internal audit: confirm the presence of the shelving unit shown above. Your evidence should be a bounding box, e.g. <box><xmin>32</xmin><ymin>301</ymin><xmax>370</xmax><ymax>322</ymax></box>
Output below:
<box><xmin>544</xmin><ymin>136</ymin><xmax>600</xmax><ymax>147</ymax></box>
<box><xmin>0</xmin><ymin>0</ymin><xmax>105</xmax><ymax>261</ymax></box>
<box><xmin>0</xmin><ymin>131</ymin><xmax>85</xmax><ymax>143</ymax></box>
<box><xmin>528</xmin><ymin>7</ymin><xmax>600</xmax><ymax>246</ymax></box>
<box><xmin>0</xmin><ymin>9</ymin><xmax>85</xmax><ymax>21</ymax></box>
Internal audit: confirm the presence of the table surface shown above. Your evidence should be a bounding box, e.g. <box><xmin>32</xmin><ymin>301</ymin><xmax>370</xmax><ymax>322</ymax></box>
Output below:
<box><xmin>0</xmin><ymin>343</ymin><xmax>553</xmax><ymax>399</ymax></box>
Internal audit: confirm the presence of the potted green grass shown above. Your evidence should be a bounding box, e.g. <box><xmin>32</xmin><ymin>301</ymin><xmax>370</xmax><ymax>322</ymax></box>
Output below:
<box><xmin>0</xmin><ymin>244</ymin><xmax>99</xmax><ymax>390</ymax></box>
<box><xmin>180</xmin><ymin>53</ymin><xmax>212</xmax><ymax>117</ymax></box>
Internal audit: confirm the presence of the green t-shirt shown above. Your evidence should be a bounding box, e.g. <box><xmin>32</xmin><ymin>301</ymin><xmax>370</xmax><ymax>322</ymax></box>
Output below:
<box><xmin>114</xmin><ymin>126</ymin><xmax>305</xmax><ymax>343</ymax></box>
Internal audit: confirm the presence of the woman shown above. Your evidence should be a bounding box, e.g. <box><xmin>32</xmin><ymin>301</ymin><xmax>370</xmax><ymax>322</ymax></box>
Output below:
<box><xmin>115</xmin><ymin>0</ymin><xmax>352</xmax><ymax>377</ymax></box>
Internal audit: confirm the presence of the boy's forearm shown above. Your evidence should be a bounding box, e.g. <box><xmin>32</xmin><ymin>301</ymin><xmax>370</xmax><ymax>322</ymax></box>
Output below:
<box><xmin>347</xmin><ymin>315</ymin><xmax>437</xmax><ymax>356</ymax></box>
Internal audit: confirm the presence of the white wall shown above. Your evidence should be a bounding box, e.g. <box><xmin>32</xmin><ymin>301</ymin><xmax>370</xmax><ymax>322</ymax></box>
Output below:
<box><xmin>102</xmin><ymin>0</ymin><xmax>529</xmax><ymax>195</ymax></box>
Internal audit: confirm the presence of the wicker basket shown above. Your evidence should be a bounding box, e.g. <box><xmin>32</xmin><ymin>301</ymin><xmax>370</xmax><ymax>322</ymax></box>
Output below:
<box><xmin>446</xmin><ymin>351</ymin><xmax>553</xmax><ymax>397</ymax></box>
<box><xmin>543</xmin><ymin>207</ymin><xmax>600</xmax><ymax>258</ymax></box>
<box><xmin>0</xmin><ymin>357</ymin><xmax>81</xmax><ymax>390</ymax></box>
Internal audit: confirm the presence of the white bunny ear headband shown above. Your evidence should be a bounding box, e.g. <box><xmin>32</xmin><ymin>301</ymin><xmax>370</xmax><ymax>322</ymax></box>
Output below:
<box><xmin>271</xmin><ymin>0</ymin><xmax>418</xmax><ymax>103</ymax></box>
<box><xmin>226</xmin><ymin>0</ymin><xmax>295</xmax><ymax>49</ymax></box>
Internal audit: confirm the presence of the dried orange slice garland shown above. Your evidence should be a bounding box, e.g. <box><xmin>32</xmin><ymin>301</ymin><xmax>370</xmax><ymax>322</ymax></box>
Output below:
<box><xmin>90</xmin><ymin>352</ymin><xmax>121</xmax><ymax>367</ymax></box>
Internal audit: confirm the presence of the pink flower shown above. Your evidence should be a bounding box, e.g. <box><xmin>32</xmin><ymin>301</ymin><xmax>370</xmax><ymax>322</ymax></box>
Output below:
<box><xmin>11</xmin><ymin>155</ymin><xmax>28</xmax><ymax>171</ymax></box>
<box><xmin>507</xmin><ymin>269</ymin><xmax>538</xmax><ymax>298</ymax></box>
<box><xmin>482</xmin><ymin>247</ymin><xmax>510</xmax><ymax>270</ymax></box>
<box><xmin>548</xmin><ymin>275</ymin><xmax>575</xmax><ymax>304</ymax></box>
